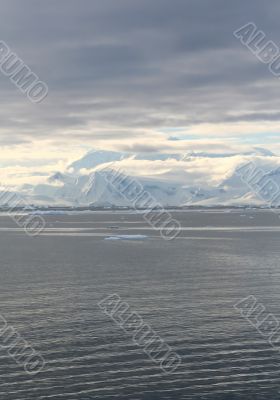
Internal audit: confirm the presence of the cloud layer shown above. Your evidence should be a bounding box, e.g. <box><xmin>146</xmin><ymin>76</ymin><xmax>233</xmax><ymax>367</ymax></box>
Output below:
<box><xmin>0</xmin><ymin>0</ymin><xmax>279</xmax><ymax>172</ymax></box>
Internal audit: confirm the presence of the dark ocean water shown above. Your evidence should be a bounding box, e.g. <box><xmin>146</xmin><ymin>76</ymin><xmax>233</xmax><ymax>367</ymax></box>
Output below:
<box><xmin>0</xmin><ymin>209</ymin><xmax>280</xmax><ymax>399</ymax></box>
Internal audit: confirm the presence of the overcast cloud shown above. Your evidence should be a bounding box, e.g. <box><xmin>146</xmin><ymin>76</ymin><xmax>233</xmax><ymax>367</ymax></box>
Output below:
<box><xmin>0</xmin><ymin>0</ymin><xmax>279</xmax><ymax>170</ymax></box>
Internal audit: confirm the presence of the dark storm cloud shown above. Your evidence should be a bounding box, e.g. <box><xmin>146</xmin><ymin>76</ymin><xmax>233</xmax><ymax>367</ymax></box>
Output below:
<box><xmin>0</xmin><ymin>0</ymin><xmax>279</xmax><ymax>145</ymax></box>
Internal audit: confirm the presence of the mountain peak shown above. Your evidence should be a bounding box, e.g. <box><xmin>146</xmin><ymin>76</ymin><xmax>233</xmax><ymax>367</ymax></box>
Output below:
<box><xmin>252</xmin><ymin>147</ymin><xmax>275</xmax><ymax>157</ymax></box>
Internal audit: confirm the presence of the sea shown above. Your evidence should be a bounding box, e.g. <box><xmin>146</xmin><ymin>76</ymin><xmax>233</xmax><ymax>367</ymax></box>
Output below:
<box><xmin>0</xmin><ymin>209</ymin><xmax>280</xmax><ymax>400</ymax></box>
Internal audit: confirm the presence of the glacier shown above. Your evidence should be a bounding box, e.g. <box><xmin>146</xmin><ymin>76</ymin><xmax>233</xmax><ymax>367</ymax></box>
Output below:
<box><xmin>2</xmin><ymin>147</ymin><xmax>280</xmax><ymax>208</ymax></box>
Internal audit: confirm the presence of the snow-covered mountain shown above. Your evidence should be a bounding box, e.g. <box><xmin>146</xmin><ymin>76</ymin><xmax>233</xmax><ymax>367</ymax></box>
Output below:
<box><xmin>3</xmin><ymin>147</ymin><xmax>280</xmax><ymax>207</ymax></box>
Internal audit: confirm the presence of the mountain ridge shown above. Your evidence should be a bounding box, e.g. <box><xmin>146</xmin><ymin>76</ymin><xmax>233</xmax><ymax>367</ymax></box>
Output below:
<box><xmin>2</xmin><ymin>147</ymin><xmax>280</xmax><ymax>207</ymax></box>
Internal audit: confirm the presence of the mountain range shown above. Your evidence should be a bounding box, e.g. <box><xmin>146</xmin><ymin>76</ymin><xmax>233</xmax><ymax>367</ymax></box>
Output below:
<box><xmin>2</xmin><ymin>147</ymin><xmax>280</xmax><ymax>207</ymax></box>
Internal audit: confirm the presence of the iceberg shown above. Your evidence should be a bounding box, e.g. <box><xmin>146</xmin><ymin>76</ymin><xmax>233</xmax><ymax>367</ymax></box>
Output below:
<box><xmin>104</xmin><ymin>235</ymin><xmax>148</xmax><ymax>241</ymax></box>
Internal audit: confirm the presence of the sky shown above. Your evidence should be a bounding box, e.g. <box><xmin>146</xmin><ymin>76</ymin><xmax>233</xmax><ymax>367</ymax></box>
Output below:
<box><xmin>0</xmin><ymin>0</ymin><xmax>279</xmax><ymax>181</ymax></box>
